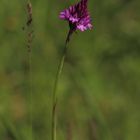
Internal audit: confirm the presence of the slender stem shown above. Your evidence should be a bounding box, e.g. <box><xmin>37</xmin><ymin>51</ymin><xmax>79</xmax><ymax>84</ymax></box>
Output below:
<box><xmin>26</xmin><ymin>0</ymin><xmax>33</xmax><ymax>139</ymax></box>
<box><xmin>28</xmin><ymin>49</ymin><xmax>33</xmax><ymax>140</ymax></box>
<box><xmin>52</xmin><ymin>33</ymin><xmax>70</xmax><ymax>140</ymax></box>
<box><xmin>22</xmin><ymin>0</ymin><xmax>33</xmax><ymax>139</ymax></box>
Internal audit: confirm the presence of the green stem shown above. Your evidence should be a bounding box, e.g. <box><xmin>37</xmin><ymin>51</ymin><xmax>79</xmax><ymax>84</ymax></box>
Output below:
<box><xmin>22</xmin><ymin>0</ymin><xmax>33</xmax><ymax>139</ymax></box>
<box><xmin>52</xmin><ymin>36</ymin><xmax>70</xmax><ymax>140</ymax></box>
<box><xmin>28</xmin><ymin>49</ymin><xmax>33</xmax><ymax>140</ymax></box>
<box><xmin>26</xmin><ymin>0</ymin><xmax>33</xmax><ymax>139</ymax></box>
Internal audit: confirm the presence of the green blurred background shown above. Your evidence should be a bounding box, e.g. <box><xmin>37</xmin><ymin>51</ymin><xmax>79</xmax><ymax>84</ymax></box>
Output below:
<box><xmin>0</xmin><ymin>0</ymin><xmax>140</xmax><ymax>140</ymax></box>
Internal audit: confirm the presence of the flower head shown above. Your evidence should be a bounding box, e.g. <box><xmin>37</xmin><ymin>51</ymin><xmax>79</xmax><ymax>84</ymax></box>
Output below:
<box><xmin>59</xmin><ymin>0</ymin><xmax>92</xmax><ymax>32</ymax></box>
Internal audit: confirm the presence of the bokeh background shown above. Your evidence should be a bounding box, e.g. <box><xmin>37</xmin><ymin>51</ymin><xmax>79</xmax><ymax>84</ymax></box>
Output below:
<box><xmin>0</xmin><ymin>0</ymin><xmax>140</xmax><ymax>140</ymax></box>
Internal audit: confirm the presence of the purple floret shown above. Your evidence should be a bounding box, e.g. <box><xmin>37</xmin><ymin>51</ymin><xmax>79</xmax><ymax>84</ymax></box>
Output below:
<box><xmin>60</xmin><ymin>0</ymin><xmax>92</xmax><ymax>32</ymax></box>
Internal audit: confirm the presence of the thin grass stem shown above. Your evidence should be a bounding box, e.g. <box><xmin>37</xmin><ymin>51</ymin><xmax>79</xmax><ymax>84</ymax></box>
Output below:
<box><xmin>28</xmin><ymin>47</ymin><xmax>33</xmax><ymax>140</ymax></box>
<box><xmin>25</xmin><ymin>0</ymin><xmax>33</xmax><ymax>139</ymax></box>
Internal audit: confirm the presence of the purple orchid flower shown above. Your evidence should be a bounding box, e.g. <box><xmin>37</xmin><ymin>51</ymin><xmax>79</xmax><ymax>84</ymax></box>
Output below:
<box><xmin>60</xmin><ymin>0</ymin><xmax>92</xmax><ymax>41</ymax></box>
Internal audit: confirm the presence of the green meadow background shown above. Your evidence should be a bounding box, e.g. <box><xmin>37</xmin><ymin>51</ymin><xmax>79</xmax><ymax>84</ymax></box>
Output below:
<box><xmin>0</xmin><ymin>0</ymin><xmax>140</xmax><ymax>140</ymax></box>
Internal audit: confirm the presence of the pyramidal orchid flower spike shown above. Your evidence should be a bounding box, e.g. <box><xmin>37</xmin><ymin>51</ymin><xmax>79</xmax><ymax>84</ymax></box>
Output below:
<box><xmin>60</xmin><ymin>0</ymin><xmax>92</xmax><ymax>42</ymax></box>
<box><xmin>51</xmin><ymin>1</ymin><xmax>92</xmax><ymax>140</ymax></box>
